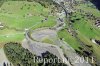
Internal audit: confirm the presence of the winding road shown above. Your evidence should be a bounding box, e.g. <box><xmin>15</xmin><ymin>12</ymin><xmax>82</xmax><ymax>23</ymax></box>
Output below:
<box><xmin>23</xmin><ymin>0</ymin><xmax>92</xmax><ymax>66</ymax></box>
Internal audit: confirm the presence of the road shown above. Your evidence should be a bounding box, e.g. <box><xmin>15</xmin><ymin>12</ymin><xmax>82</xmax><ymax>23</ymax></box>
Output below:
<box><xmin>23</xmin><ymin>0</ymin><xmax>92</xmax><ymax>66</ymax></box>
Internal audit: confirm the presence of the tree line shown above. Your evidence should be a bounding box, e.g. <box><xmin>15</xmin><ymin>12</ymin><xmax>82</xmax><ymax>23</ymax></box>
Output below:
<box><xmin>4</xmin><ymin>42</ymin><xmax>67</xmax><ymax>66</ymax></box>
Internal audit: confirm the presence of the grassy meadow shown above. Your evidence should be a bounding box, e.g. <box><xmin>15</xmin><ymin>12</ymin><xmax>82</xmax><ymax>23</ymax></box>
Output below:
<box><xmin>0</xmin><ymin>1</ymin><xmax>56</xmax><ymax>46</ymax></box>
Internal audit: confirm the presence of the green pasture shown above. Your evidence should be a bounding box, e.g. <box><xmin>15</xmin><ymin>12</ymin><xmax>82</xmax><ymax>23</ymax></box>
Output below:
<box><xmin>0</xmin><ymin>1</ymin><xmax>56</xmax><ymax>44</ymax></box>
<box><xmin>0</xmin><ymin>1</ymin><xmax>54</xmax><ymax>30</ymax></box>
<box><xmin>71</xmin><ymin>12</ymin><xmax>100</xmax><ymax>40</ymax></box>
<box><xmin>75</xmin><ymin>3</ymin><xmax>100</xmax><ymax>17</ymax></box>
<box><xmin>70</xmin><ymin>9</ymin><xmax>100</xmax><ymax>59</ymax></box>
<box><xmin>58</xmin><ymin>29</ymin><xmax>81</xmax><ymax>50</ymax></box>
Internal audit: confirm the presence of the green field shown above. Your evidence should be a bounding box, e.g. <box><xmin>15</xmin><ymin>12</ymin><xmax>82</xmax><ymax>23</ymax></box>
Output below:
<box><xmin>73</xmin><ymin>2</ymin><xmax>100</xmax><ymax>59</ymax></box>
<box><xmin>0</xmin><ymin>0</ymin><xmax>100</xmax><ymax>65</ymax></box>
<box><xmin>0</xmin><ymin>1</ymin><xmax>56</xmax><ymax>45</ymax></box>
<box><xmin>58</xmin><ymin>29</ymin><xmax>81</xmax><ymax>50</ymax></box>
<box><xmin>58</xmin><ymin>1</ymin><xmax>100</xmax><ymax>60</ymax></box>
<box><xmin>71</xmin><ymin>12</ymin><xmax>100</xmax><ymax>59</ymax></box>
<box><xmin>75</xmin><ymin>3</ymin><xmax>100</xmax><ymax>17</ymax></box>
<box><xmin>71</xmin><ymin>12</ymin><xmax>100</xmax><ymax>39</ymax></box>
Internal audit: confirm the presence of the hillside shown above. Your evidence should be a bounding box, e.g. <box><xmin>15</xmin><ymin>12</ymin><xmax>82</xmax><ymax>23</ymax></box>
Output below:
<box><xmin>0</xmin><ymin>0</ymin><xmax>100</xmax><ymax>66</ymax></box>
